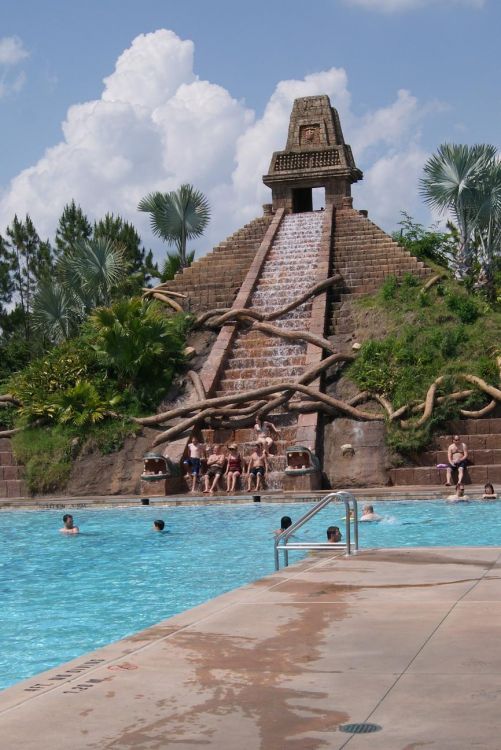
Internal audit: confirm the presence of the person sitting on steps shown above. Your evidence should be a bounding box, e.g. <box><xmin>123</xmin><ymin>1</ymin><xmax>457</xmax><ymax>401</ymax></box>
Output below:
<box><xmin>446</xmin><ymin>434</ymin><xmax>468</xmax><ymax>487</ymax></box>
<box><xmin>225</xmin><ymin>443</ymin><xmax>243</xmax><ymax>494</ymax></box>
<box><xmin>203</xmin><ymin>444</ymin><xmax>226</xmax><ymax>496</ymax></box>
<box><xmin>246</xmin><ymin>443</ymin><xmax>269</xmax><ymax>493</ymax></box>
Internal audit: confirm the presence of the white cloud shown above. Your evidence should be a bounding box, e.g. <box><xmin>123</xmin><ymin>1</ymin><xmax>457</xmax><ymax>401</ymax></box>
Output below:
<box><xmin>0</xmin><ymin>28</ymin><xmax>437</xmax><ymax>259</ymax></box>
<box><xmin>0</xmin><ymin>36</ymin><xmax>29</xmax><ymax>66</ymax></box>
<box><xmin>344</xmin><ymin>0</ymin><xmax>483</xmax><ymax>11</ymax></box>
<box><xmin>0</xmin><ymin>36</ymin><xmax>29</xmax><ymax>99</ymax></box>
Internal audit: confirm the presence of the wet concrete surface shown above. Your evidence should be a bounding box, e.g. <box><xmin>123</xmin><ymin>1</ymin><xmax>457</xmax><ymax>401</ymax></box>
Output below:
<box><xmin>1</xmin><ymin>547</ymin><xmax>501</xmax><ymax>749</ymax></box>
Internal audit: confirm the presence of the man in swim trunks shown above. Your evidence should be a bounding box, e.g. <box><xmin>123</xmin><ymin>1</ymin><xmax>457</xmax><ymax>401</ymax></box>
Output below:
<box><xmin>60</xmin><ymin>513</ymin><xmax>79</xmax><ymax>534</ymax></box>
<box><xmin>183</xmin><ymin>436</ymin><xmax>206</xmax><ymax>494</ymax></box>
<box><xmin>246</xmin><ymin>443</ymin><xmax>269</xmax><ymax>492</ymax></box>
<box><xmin>203</xmin><ymin>444</ymin><xmax>226</xmax><ymax>495</ymax></box>
<box><xmin>446</xmin><ymin>434</ymin><xmax>468</xmax><ymax>486</ymax></box>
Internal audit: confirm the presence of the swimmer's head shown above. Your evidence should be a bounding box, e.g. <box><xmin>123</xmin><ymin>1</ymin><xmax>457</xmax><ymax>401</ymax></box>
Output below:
<box><xmin>153</xmin><ymin>519</ymin><xmax>165</xmax><ymax>531</ymax></box>
<box><xmin>327</xmin><ymin>526</ymin><xmax>342</xmax><ymax>542</ymax></box>
<box><xmin>62</xmin><ymin>514</ymin><xmax>74</xmax><ymax>528</ymax></box>
<box><xmin>280</xmin><ymin>516</ymin><xmax>292</xmax><ymax>530</ymax></box>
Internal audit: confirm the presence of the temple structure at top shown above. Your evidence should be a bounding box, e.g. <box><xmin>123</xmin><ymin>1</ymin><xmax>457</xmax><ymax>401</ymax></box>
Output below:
<box><xmin>263</xmin><ymin>95</ymin><xmax>363</xmax><ymax>213</ymax></box>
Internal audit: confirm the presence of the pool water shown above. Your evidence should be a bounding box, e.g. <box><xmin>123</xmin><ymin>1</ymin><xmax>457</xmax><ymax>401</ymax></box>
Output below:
<box><xmin>1</xmin><ymin>499</ymin><xmax>500</xmax><ymax>690</ymax></box>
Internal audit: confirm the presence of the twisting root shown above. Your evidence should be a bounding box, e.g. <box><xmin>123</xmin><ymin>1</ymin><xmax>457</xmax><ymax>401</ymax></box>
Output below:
<box><xmin>187</xmin><ymin>370</ymin><xmax>206</xmax><ymax>401</ymax></box>
<box><xmin>420</xmin><ymin>274</ymin><xmax>444</xmax><ymax>293</ymax></box>
<box><xmin>195</xmin><ymin>275</ymin><xmax>342</xmax><ymax>329</ymax></box>
<box><xmin>460</xmin><ymin>400</ymin><xmax>497</xmax><ymax>418</ymax></box>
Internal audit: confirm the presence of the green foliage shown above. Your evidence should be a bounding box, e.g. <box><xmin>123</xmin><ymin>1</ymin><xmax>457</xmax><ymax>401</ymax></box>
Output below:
<box><xmin>1</xmin><ymin>214</ymin><xmax>53</xmax><ymax>343</ymax></box>
<box><xmin>93</xmin><ymin>213</ymin><xmax>159</xmax><ymax>295</ymax></box>
<box><xmin>84</xmin><ymin>418</ymin><xmax>142</xmax><ymax>455</ymax></box>
<box><xmin>349</xmin><ymin>275</ymin><xmax>501</xmax><ymax>455</ymax></box>
<box><xmin>88</xmin><ymin>298</ymin><xmax>190</xmax><ymax>405</ymax></box>
<box><xmin>138</xmin><ymin>184</ymin><xmax>210</xmax><ymax>268</ymax></box>
<box><xmin>444</xmin><ymin>291</ymin><xmax>480</xmax><ymax>323</ymax></box>
<box><xmin>7</xmin><ymin>338</ymin><xmax>97</xmax><ymax>421</ymax></box>
<box><xmin>55</xmin><ymin>200</ymin><xmax>92</xmax><ymax>259</ymax></box>
<box><xmin>12</xmin><ymin>426</ymin><xmax>74</xmax><ymax>494</ymax></box>
<box><xmin>392</xmin><ymin>212</ymin><xmax>456</xmax><ymax>268</ymax></box>
<box><xmin>56</xmin><ymin>380</ymin><xmax>120</xmax><ymax>427</ymax></box>
<box><xmin>161</xmin><ymin>249</ymin><xmax>195</xmax><ymax>281</ymax></box>
<box><xmin>33</xmin><ymin>237</ymin><xmax>128</xmax><ymax>343</ymax></box>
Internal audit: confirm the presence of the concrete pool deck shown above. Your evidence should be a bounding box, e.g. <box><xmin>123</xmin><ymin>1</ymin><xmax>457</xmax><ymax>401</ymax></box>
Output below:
<box><xmin>2</xmin><ymin>546</ymin><xmax>501</xmax><ymax>748</ymax></box>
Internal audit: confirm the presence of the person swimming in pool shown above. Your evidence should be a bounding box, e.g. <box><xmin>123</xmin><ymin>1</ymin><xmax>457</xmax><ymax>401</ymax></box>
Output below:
<box><xmin>360</xmin><ymin>504</ymin><xmax>382</xmax><ymax>522</ymax></box>
<box><xmin>274</xmin><ymin>515</ymin><xmax>292</xmax><ymax>536</ymax></box>
<box><xmin>326</xmin><ymin>526</ymin><xmax>342</xmax><ymax>543</ymax></box>
<box><xmin>60</xmin><ymin>513</ymin><xmax>79</xmax><ymax>534</ymax></box>
<box><xmin>483</xmin><ymin>483</ymin><xmax>497</xmax><ymax>500</ymax></box>
<box><xmin>152</xmin><ymin>520</ymin><xmax>165</xmax><ymax>532</ymax></box>
<box><xmin>446</xmin><ymin>483</ymin><xmax>468</xmax><ymax>502</ymax></box>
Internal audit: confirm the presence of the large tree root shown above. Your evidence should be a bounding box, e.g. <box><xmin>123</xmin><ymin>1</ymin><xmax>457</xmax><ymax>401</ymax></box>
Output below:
<box><xmin>196</xmin><ymin>275</ymin><xmax>342</xmax><ymax>328</ymax></box>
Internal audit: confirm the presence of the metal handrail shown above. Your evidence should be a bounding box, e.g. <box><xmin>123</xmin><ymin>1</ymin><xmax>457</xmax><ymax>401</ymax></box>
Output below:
<box><xmin>274</xmin><ymin>491</ymin><xmax>359</xmax><ymax>570</ymax></box>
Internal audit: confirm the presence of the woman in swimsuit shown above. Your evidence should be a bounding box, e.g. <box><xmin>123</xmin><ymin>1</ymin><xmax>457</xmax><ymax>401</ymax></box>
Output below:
<box><xmin>225</xmin><ymin>443</ymin><xmax>243</xmax><ymax>494</ymax></box>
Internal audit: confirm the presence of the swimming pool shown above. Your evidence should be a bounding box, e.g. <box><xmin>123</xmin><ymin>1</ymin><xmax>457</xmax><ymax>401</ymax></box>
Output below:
<box><xmin>1</xmin><ymin>498</ymin><xmax>499</xmax><ymax>690</ymax></box>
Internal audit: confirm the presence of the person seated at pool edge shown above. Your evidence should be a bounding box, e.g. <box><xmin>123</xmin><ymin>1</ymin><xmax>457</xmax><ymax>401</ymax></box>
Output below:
<box><xmin>274</xmin><ymin>515</ymin><xmax>292</xmax><ymax>536</ymax></box>
<box><xmin>153</xmin><ymin>519</ymin><xmax>165</xmax><ymax>532</ymax></box>
<box><xmin>203</xmin><ymin>444</ymin><xmax>226</xmax><ymax>496</ymax></box>
<box><xmin>247</xmin><ymin>443</ymin><xmax>269</xmax><ymax>492</ymax></box>
<box><xmin>446</xmin><ymin>434</ymin><xmax>468</xmax><ymax>487</ymax></box>
<box><xmin>446</xmin><ymin>483</ymin><xmax>467</xmax><ymax>502</ymax></box>
<box><xmin>60</xmin><ymin>513</ymin><xmax>79</xmax><ymax>534</ymax></box>
<box><xmin>326</xmin><ymin>526</ymin><xmax>342</xmax><ymax>543</ymax></box>
<box><xmin>360</xmin><ymin>504</ymin><xmax>382</xmax><ymax>522</ymax></box>
<box><xmin>483</xmin><ymin>483</ymin><xmax>497</xmax><ymax>500</ymax></box>
<box><xmin>225</xmin><ymin>443</ymin><xmax>243</xmax><ymax>494</ymax></box>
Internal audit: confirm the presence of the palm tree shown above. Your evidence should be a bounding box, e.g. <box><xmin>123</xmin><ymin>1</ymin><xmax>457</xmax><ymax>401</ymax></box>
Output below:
<box><xmin>420</xmin><ymin>144</ymin><xmax>497</xmax><ymax>279</ymax></box>
<box><xmin>32</xmin><ymin>237</ymin><xmax>128</xmax><ymax>342</ymax></box>
<box><xmin>470</xmin><ymin>159</ymin><xmax>501</xmax><ymax>295</ymax></box>
<box><xmin>138</xmin><ymin>184</ymin><xmax>210</xmax><ymax>269</ymax></box>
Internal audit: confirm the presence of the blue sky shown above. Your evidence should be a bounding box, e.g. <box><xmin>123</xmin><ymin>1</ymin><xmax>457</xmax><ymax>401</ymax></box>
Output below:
<box><xmin>0</xmin><ymin>0</ymin><xmax>499</xmax><ymax>256</ymax></box>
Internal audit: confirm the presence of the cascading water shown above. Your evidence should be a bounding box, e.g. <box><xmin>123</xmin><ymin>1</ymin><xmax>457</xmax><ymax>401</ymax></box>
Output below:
<box><xmin>216</xmin><ymin>212</ymin><xmax>324</xmax><ymax>488</ymax></box>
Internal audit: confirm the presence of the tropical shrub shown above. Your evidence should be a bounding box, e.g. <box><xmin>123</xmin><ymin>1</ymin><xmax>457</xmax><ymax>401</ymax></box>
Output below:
<box><xmin>88</xmin><ymin>298</ymin><xmax>190</xmax><ymax>405</ymax></box>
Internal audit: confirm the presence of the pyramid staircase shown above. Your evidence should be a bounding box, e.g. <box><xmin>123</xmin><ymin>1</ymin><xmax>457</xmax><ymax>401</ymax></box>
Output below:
<box><xmin>0</xmin><ymin>438</ymin><xmax>26</xmax><ymax>499</ymax></box>
<box><xmin>328</xmin><ymin>206</ymin><xmax>432</xmax><ymax>346</ymax></box>
<box><xmin>208</xmin><ymin>211</ymin><xmax>326</xmax><ymax>489</ymax></box>
<box><xmin>389</xmin><ymin>416</ymin><xmax>501</xmax><ymax>487</ymax></box>
<box><xmin>164</xmin><ymin>215</ymin><xmax>272</xmax><ymax>313</ymax></box>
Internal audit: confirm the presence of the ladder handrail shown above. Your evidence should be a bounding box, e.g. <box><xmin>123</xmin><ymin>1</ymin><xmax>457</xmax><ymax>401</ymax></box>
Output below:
<box><xmin>274</xmin><ymin>491</ymin><xmax>359</xmax><ymax>570</ymax></box>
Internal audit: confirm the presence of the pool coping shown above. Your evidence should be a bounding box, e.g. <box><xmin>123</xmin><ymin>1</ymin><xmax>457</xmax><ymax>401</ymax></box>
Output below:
<box><xmin>0</xmin><ymin>484</ymin><xmax>493</xmax><ymax>510</ymax></box>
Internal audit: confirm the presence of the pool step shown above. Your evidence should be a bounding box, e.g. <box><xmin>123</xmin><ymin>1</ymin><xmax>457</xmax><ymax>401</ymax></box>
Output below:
<box><xmin>390</xmin><ymin>464</ymin><xmax>501</xmax><ymax>486</ymax></box>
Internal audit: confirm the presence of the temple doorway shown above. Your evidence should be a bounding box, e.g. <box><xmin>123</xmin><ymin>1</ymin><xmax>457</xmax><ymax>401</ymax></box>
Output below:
<box><xmin>292</xmin><ymin>188</ymin><xmax>312</xmax><ymax>213</ymax></box>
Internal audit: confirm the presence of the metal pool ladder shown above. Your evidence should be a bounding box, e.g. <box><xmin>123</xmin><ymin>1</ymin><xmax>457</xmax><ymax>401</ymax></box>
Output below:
<box><xmin>274</xmin><ymin>491</ymin><xmax>359</xmax><ymax>571</ymax></box>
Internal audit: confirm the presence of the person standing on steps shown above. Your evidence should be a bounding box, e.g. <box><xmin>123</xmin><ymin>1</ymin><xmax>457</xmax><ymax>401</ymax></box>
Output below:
<box><xmin>446</xmin><ymin>434</ymin><xmax>468</xmax><ymax>487</ymax></box>
<box><xmin>183</xmin><ymin>436</ymin><xmax>206</xmax><ymax>494</ymax></box>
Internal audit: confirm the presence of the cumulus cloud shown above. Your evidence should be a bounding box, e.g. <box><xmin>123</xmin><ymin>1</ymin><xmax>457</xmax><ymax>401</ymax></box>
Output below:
<box><xmin>344</xmin><ymin>0</ymin><xmax>483</xmax><ymax>12</ymax></box>
<box><xmin>0</xmin><ymin>28</ymin><xmax>437</xmax><ymax>259</ymax></box>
